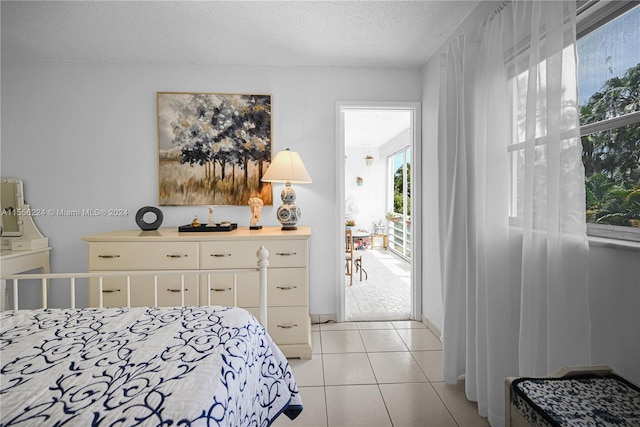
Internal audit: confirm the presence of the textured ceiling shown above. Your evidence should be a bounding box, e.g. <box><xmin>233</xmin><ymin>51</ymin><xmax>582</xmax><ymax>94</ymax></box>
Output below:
<box><xmin>1</xmin><ymin>0</ymin><xmax>481</xmax><ymax>68</ymax></box>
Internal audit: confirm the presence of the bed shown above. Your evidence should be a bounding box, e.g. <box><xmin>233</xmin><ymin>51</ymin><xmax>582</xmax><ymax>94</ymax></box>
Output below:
<box><xmin>505</xmin><ymin>366</ymin><xmax>640</xmax><ymax>427</ymax></box>
<box><xmin>0</xmin><ymin>247</ymin><xmax>303</xmax><ymax>426</ymax></box>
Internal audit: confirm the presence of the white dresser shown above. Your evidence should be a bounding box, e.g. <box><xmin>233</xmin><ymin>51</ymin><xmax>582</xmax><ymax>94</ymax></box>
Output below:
<box><xmin>82</xmin><ymin>227</ymin><xmax>312</xmax><ymax>358</ymax></box>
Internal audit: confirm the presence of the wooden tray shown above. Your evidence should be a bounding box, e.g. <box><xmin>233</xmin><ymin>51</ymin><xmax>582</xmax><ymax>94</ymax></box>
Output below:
<box><xmin>178</xmin><ymin>223</ymin><xmax>238</xmax><ymax>232</ymax></box>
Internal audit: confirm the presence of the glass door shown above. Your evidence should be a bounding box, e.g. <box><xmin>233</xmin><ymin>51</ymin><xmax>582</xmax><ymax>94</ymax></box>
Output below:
<box><xmin>387</xmin><ymin>147</ymin><xmax>411</xmax><ymax>260</ymax></box>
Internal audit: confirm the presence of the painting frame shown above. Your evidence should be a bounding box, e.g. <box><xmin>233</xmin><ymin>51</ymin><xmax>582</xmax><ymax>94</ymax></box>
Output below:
<box><xmin>156</xmin><ymin>92</ymin><xmax>273</xmax><ymax>206</ymax></box>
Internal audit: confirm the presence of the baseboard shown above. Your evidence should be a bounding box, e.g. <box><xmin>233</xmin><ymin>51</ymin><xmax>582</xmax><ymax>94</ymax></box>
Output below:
<box><xmin>422</xmin><ymin>313</ymin><xmax>442</xmax><ymax>342</ymax></box>
<box><xmin>311</xmin><ymin>313</ymin><xmax>337</xmax><ymax>324</ymax></box>
<box><xmin>313</xmin><ymin>312</ymin><xmax>437</xmax><ymax>330</ymax></box>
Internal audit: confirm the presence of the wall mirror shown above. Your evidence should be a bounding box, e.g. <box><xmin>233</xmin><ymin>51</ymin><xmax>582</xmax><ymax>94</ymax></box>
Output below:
<box><xmin>1</xmin><ymin>179</ymin><xmax>25</xmax><ymax>237</ymax></box>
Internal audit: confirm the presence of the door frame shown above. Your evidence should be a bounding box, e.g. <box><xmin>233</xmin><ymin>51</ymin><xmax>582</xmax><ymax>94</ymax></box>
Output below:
<box><xmin>335</xmin><ymin>101</ymin><xmax>422</xmax><ymax>322</ymax></box>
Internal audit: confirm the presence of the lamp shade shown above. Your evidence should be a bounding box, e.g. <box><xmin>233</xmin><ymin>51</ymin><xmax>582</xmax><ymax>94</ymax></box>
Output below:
<box><xmin>261</xmin><ymin>148</ymin><xmax>312</xmax><ymax>184</ymax></box>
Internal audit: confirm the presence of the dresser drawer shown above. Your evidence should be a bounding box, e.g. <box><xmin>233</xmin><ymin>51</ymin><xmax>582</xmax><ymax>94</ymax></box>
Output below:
<box><xmin>89</xmin><ymin>242</ymin><xmax>198</xmax><ymax>270</ymax></box>
<box><xmin>200</xmin><ymin>240</ymin><xmax>307</xmax><ymax>269</ymax></box>
<box><xmin>200</xmin><ymin>269</ymin><xmax>307</xmax><ymax>308</ymax></box>
<box><xmin>200</xmin><ymin>241</ymin><xmax>263</xmax><ymax>269</ymax></box>
<box><xmin>267</xmin><ymin>307</ymin><xmax>309</xmax><ymax>345</ymax></box>
<box><xmin>265</xmin><ymin>240</ymin><xmax>307</xmax><ymax>268</ymax></box>
<box><xmin>89</xmin><ymin>277</ymin><xmax>131</xmax><ymax>307</ymax></box>
<box><xmin>199</xmin><ymin>271</ymin><xmax>259</xmax><ymax>307</ymax></box>
<box><xmin>144</xmin><ymin>275</ymin><xmax>199</xmax><ymax>307</ymax></box>
<box><xmin>89</xmin><ymin>274</ymin><xmax>198</xmax><ymax>307</ymax></box>
<box><xmin>268</xmin><ymin>268</ymin><xmax>308</xmax><ymax>306</ymax></box>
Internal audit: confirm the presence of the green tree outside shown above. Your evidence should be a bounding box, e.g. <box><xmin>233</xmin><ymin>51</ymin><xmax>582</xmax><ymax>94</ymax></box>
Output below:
<box><xmin>581</xmin><ymin>63</ymin><xmax>640</xmax><ymax>227</ymax></box>
<box><xmin>393</xmin><ymin>163</ymin><xmax>411</xmax><ymax>214</ymax></box>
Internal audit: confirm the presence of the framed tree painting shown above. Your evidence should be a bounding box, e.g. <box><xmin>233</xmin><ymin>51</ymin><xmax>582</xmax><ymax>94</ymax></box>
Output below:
<box><xmin>157</xmin><ymin>92</ymin><xmax>273</xmax><ymax>206</ymax></box>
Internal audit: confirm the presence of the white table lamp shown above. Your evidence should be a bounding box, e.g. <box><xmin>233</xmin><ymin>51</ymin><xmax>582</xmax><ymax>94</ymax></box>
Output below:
<box><xmin>261</xmin><ymin>148</ymin><xmax>312</xmax><ymax>230</ymax></box>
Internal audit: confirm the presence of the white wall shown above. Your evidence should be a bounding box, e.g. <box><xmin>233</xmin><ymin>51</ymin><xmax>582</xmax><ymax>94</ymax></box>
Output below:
<box><xmin>587</xmin><ymin>243</ymin><xmax>640</xmax><ymax>384</ymax></box>
<box><xmin>344</xmin><ymin>146</ymin><xmax>387</xmax><ymax>231</ymax></box>
<box><xmin>503</xmin><ymin>232</ymin><xmax>640</xmax><ymax>385</ymax></box>
<box><xmin>1</xmin><ymin>60</ymin><xmax>422</xmax><ymax>314</ymax></box>
<box><xmin>420</xmin><ymin>55</ymin><xmax>444</xmax><ymax>335</ymax></box>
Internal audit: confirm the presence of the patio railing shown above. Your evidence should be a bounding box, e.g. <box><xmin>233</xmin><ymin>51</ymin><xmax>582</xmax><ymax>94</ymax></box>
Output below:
<box><xmin>386</xmin><ymin>217</ymin><xmax>411</xmax><ymax>260</ymax></box>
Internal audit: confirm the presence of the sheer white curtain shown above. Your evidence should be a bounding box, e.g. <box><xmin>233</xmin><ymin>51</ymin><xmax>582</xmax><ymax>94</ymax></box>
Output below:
<box><xmin>437</xmin><ymin>2</ymin><xmax>590</xmax><ymax>425</ymax></box>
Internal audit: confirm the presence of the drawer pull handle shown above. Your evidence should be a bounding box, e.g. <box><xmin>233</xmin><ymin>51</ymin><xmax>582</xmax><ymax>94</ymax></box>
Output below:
<box><xmin>211</xmin><ymin>253</ymin><xmax>232</xmax><ymax>258</ymax></box>
<box><xmin>102</xmin><ymin>289</ymin><xmax>121</xmax><ymax>293</ymax></box>
<box><xmin>166</xmin><ymin>254</ymin><xmax>188</xmax><ymax>258</ymax></box>
<box><xmin>211</xmin><ymin>288</ymin><xmax>232</xmax><ymax>292</ymax></box>
<box><xmin>167</xmin><ymin>288</ymin><xmax>189</xmax><ymax>293</ymax></box>
<box><xmin>276</xmin><ymin>252</ymin><xmax>297</xmax><ymax>256</ymax></box>
<box><xmin>276</xmin><ymin>286</ymin><xmax>298</xmax><ymax>290</ymax></box>
<box><xmin>98</xmin><ymin>255</ymin><xmax>120</xmax><ymax>259</ymax></box>
<box><xmin>277</xmin><ymin>323</ymin><xmax>298</xmax><ymax>329</ymax></box>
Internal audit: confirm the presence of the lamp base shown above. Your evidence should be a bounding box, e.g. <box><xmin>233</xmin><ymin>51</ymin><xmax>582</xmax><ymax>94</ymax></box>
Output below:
<box><xmin>275</xmin><ymin>184</ymin><xmax>302</xmax><ymax>230</ymax></box>
<box><xmin>276</xmin><ymin>203</ymin><xmax>301</xmax><ymax>229</ymax></box>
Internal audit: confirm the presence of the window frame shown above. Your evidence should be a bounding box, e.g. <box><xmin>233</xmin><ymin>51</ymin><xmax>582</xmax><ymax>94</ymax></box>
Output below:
<box><xmin>577</xmin><ymin>0</ymin><xmax>640</xmax><ymax>242</ymax></box>
<box><xmin>508</xmin><ymin>1</ymin><xmax>640</xmax><ymax>242</ymax></box>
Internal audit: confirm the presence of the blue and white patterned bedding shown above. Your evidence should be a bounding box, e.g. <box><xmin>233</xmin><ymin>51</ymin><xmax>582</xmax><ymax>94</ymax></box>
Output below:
<box><xmin>0</xmin><ymin>306</ymin><xmax>302</xmax><ymax>426</ymax></box>
<box><xmin>511</xmin><ymin>375</ymin><xmax>640</xmax><ymax>426</ymax></box>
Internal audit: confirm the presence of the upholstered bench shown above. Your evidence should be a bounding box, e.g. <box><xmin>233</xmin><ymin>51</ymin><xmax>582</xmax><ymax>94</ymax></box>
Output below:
<box><xmin>506</xmin><ymin>366</ymin><xmax>640</xmax><ymax>427</ymax></box>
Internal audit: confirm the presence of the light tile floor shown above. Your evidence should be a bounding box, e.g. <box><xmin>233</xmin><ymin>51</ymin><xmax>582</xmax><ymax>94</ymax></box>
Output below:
<box><xmin>345</xmin><ymin>248</ymin><xmax>412</xmax><ymax>321</ymax></box>
<box><xmin>274</xmin><ymin>320</ymin><xmax>490</xmax><ymax>427</ymax></box>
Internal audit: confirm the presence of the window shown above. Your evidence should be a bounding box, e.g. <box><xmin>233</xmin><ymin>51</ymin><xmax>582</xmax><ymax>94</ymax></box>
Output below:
<box><xmin>508</xmin><ymin>2</ymin><xmax>640</xmax><ymax>241</ymax></box>
<box><xmin>577</xmin><ymin>2</ymin><xmax>640</xmax><ymax>240</ymax></box>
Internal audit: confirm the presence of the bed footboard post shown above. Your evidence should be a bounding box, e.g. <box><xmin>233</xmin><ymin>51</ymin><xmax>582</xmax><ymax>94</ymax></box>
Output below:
<box><xmin>257</xmin><ymin>246</ymin><xmax>269</xmax><ymax>329</ymax></box>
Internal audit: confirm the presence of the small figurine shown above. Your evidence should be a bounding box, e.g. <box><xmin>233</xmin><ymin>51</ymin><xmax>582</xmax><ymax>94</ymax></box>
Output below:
<box><xmin>248</xmin><ymin>196</ymin><xmax>264</xmax><ymax>230</ymax></box>
<box><xmin>207</xmin><ymin>207</ymin><xmax>215</xmax><ymax>227</ymax></box>
<box><xmin>191</xmin><ymin>216</ymin><xmax>200</xmax><ymax>227</ymax></box>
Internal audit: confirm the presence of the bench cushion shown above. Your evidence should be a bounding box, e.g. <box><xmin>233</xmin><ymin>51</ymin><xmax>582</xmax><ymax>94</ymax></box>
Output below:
<box><xmin>511</xmin><ymin>374</ymin><xmax>640</xmax><ymax>426</ymax></box>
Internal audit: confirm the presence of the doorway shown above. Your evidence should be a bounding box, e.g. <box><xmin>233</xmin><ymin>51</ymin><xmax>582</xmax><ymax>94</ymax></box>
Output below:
<box><xmin>336</xmin><ymin>102</ymin><xmax>421</xmax><ymax>323</ymax></box>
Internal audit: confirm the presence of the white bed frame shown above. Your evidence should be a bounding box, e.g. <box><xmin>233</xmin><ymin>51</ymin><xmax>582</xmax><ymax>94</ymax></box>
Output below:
<box><xmin>504</xmin><ymin>365</ymin><xmax>616</xmax><ymax>427</ymax></box>
<box><xmin>1</xmin><ymin>245</ymin><xmax>270</xmax><ymax>327</ymax></box>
